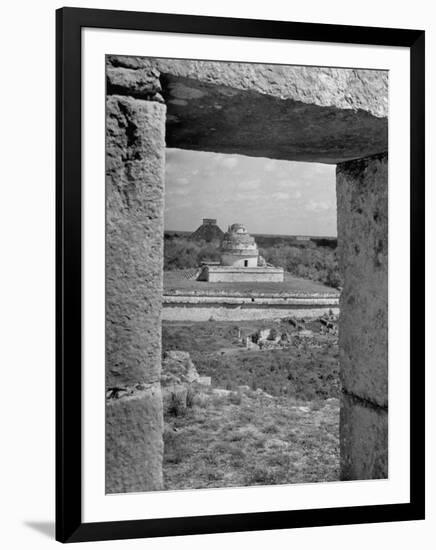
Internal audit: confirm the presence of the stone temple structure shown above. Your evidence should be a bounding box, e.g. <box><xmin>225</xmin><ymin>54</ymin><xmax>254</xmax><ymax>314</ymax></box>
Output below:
<box><xmin>190</xmin><ymin>218</ymin><xmax>224</xmax><ymax>243</ymax></box>
<box><xmin>221</xmin><ymin>223</ymin><xmax>258</xmax><ymax>267</ymax></box>
<box><xmin>198</xmin><ymin>223</ymin><xmax>284</xmax><ymax>282</ymax></box>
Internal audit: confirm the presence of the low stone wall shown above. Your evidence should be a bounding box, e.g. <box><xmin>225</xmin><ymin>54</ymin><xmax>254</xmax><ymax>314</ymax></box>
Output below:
<box><xmin>204</xmin><ymin>266</ymin><xmax>284</xmax><ymax>283</ymax></box>
<box><xmin>163</xmin><ymin>294</ymin><xmax>339</xmax><ymax>321</ymax></box>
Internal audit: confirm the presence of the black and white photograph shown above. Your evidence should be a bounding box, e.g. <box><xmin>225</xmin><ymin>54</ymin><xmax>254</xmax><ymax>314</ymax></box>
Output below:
<box><xmin>0</xmin><ymin>1</ymin><xmax>429</xmax><ymax>547</ymax></box>
<box><xmin>105</xmin><ymin>56</ymin><xmax>388</xmax><ymax>494</ymax></box>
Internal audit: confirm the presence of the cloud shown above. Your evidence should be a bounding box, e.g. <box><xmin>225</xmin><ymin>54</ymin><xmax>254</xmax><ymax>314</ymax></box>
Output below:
<box><xmin>238</xmin><ymin>180</ymin><xmax>260</xmax><ymax>191</ymax></box>
<box><xmin>277</xmin><ymin>179</ymin><xmax>298</xmax><ymax>189</ymax></box>
<box><xmin>271</xmin><ymin>192</ymin><xmax>291</xmax><ymax>200</ymax></box>
<box><xmin>164</xmin><ymin>148</ymin><xmax>336</xmax><ymax>235</ymax></box>
<box><xmin>168</xmin><ymin>187</ymin><xmax>190</xmax><ymax>196</ymax></box>
<box><xmin>305</xmin><ymin>200</ymin><xmax>332</xmax><ymax>212</ymax></box>
<box><xmin>234</xmin><ymin>192</ymin><xmax>263</xmax><ymax>201</ymax></box>
<box><xmin>176</xmin><ymin>177</ymin><xmax>189</xmax><ymax>185</ymax></box>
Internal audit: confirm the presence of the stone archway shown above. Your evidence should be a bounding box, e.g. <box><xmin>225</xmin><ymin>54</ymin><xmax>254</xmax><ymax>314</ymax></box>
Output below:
<box><xmin>105</xmin><ymin>56</ymin><xmax>388</xmax><ymax>492</ymax></box>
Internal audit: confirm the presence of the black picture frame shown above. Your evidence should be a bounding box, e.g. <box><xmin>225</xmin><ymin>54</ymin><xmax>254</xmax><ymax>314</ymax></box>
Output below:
<box><xmin>56</xmin><ymin>7</ymin><xmax>425</xmax><ymax>543</ymax></box>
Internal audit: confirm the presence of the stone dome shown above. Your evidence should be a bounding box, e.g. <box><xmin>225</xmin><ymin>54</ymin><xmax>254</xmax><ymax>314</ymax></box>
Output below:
<box><xmin>220</xmin><ymin>223</ymin><xmax>259</xmax><ymax>267</ymax></box>
<box><xmin>229</xmin><ymin>223</ymin><xmax>248</xmax><ymax>234</ymax></box>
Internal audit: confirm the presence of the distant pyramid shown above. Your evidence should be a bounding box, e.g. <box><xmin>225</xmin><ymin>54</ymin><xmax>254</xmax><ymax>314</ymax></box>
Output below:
<box><xmin>190</xmin><ymin>218</ymin><xmax>224</xmax><ymax>243</ymax></box>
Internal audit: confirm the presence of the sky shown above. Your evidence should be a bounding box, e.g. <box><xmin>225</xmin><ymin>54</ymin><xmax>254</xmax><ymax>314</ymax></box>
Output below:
<box><xmin>164</xmin><ymin>148</ymin><xmax>337</xmax><ymax>237</ymax></box>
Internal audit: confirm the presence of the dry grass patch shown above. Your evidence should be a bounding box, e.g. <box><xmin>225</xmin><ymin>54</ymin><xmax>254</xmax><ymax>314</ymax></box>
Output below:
<box><xmin>163</xmin><ymin>390</ymin><xmax>339</xmax><ymax>490</ymax></box>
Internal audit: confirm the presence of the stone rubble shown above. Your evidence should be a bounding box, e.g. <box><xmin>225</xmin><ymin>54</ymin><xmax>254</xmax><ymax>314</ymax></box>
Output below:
<box><xmin>161</xmin><ymin>351</ymin><xmax>200</xmax><ymax>414</ymax></box>
<box><xmin>243</xmin><ymin>313</ymin><xmax>339</xmax><ymax>351</ymax></box>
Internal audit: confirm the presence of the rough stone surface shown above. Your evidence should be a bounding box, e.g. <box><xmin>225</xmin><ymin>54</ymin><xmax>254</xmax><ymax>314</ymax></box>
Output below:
<box><xmin>106</xmin><ymin>385</ymin><xmax>164</xmax><ymax>493</ymax></box>
<box><xmin>106</xmin><ymin>66</ymin><xmax>162</xmax><ymax>101</ymax></box>
<box><xmin>198</xmin><ymin>376</ymin><xmax>212</xmax><ymax>386</ymax></box>
<box><xmin>108</xmin><ymin>56</ymin><xmax>388</xmax><ymax>116</ymax></box>
<box><xmin>337</xmin><ymin>153</ymin><xmax>388</xmax><ymax>408</ymax></box>
<box><xmin>106</xmin><ymin>95</ymin><xmax>166</xmax><ymax>388</ymax></box>
<box><xmin>340</xmin><ymin>392</ymin><xmax>388</xmax><ymax>480</ymax></box>
<box><xmin>161</xmin><ymin>351</ymin><xmax>200</xmax><ymax>386</ymax></box>
<box><xmin>204</xmin><ymin>266</ymin><xmax>284</xmax><ymax>282</ymax></box>
<box><xmin>106</xmin><ymin>93</ymin><xmax>166</xmax><ymax>493</ymax></box>
<box><xmin>162</xmin><ymin>304</ymin><xmax>339</xmax><ymax>322</ymax></box>
<box><xmin>107</xmin><ymin>56</ymin><xmax>388</xmax><ymax>164</ymax></box>
<box><xmin>161</xmin><ymin>351</ymin><xmax>200</xmax><ymax>414</ymax></box>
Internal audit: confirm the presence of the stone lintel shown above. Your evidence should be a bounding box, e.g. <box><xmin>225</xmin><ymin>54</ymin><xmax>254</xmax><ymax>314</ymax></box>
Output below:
<box><xmin>107</xmin><ymin>55</ymin><xmax>388</xmax><ymax>164</ymax></box>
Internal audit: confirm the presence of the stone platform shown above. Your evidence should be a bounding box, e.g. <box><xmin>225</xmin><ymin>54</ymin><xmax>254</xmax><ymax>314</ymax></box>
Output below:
<box><xmin>163</xmin><ymin>294</ymin><xmax>339</xmax><ymax>322</ymax></box>
<box><xmin>198</xmin><ymin>265</ymin><xmax>284</xmax><ymax>283</ymax></box>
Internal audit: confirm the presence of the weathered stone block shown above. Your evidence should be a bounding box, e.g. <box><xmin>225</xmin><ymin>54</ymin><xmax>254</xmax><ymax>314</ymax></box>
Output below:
<box><xmin>106</xmin><ymin>66</ymin><xmax>162</xmax><ymax>100</ymax></box>
<box><xmin>106</xmin><ymin>95</ymin><xmax>166</xmax><ymax>388</ymax></box>
<box><xmin>336</xmin><ymin>153</ymin><xmax>388</xmax><ymax>408</ymax></box>
<box><xmin>205</xmin><ymin>266</ymin><xmax>284</xmax><ymax>283</ymax></box>
<box><xmin>340</xmin><ymin>392</ymin><xmax>388</xmax><ymax>480</ymax></box>
<box><xmin>161</xmin><ymin>351</ymin><xmax>200</xmax><ymax>386</ymax></box>
<box><xmin>106</xmin><ymin>385</ymin><xmax>164</xmax><ymax>493</ymax></box>
<box><xmin>108</xmin><ymin>55</ymin><xmax>388</xmax><ymax>164</ymax></box>
<box><xmin>106</xmin><ymin>94</ymin><xmax>166</xmax><ymax>494</ymax></box>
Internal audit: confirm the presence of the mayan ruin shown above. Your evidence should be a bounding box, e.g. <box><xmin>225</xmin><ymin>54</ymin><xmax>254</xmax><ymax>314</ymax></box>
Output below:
<box><xmin>104</xmin><ymin>54</ymin><xmax>388</xmax><ymax>496</ymax></box>
<box><xmin>197</xmin><ymin>222</ymin><xmax>284</xmax><ymax>283</ymax></box>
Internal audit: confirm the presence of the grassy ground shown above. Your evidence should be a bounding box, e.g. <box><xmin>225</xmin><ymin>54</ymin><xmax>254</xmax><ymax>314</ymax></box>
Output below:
<box><xmin>164</xmin><ymin>270</ymin><xmax>339</xmax><ymax>296</ymax></box>
<box><xmin>163</xmin><ymin>392</ymin><xmax>339</xmax><ymax>490</ymax></box>
<box><xmin>162</xmin><ymin>319</ymin><xmax>340</xmax><ymax>490</ymax></box>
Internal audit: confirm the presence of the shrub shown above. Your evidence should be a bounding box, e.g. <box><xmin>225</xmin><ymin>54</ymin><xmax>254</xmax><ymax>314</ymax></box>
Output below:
<box><xmin>164</xmin><ymin>238</ymin><xmax>220</xmax><ymax>271</ymax></box>
<box><xmin>192</xmin><ymin>392</ymin><xmax>209</xmax><ymax>408</ymax></box>
<box><xmin>267</xmin><ymin>328</ymin><xmax>278</xmax><ymax>341</ymax></box>
<box><xmin>166</xmin><ymin>388</ymin><xmax>188</xmax><ymax>417</ymax></box>
<box><xmin>186</xmin><ymin>386</ymin><xmax>196</xmax><ymax>408</ymax></box>
<box><xmin>163</xmin><ymin>427</ymin><xmax>186</xmax><ymax>464</ymax></box>
<box><xmin>228</xmin><ymin>391</ymin><xmax>242</xmax><ymax>405</ymax></box>
<box><xmin>244</xmin><ymin>466</ymin><xmax>277</xmax><ymax>485</ymax></box>
<box><xmin>262</xmin><ymin>423</ymin><xmax>279</xmax><ymax>435</ymax></box>
<box><xmin>258</xmin><ymin>243</ymin><xmax>342</xmax><ymax>289</ymax></box>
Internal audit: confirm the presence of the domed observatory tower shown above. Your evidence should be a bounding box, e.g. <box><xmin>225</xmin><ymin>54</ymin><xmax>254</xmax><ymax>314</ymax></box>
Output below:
<box><xmin>220</xmin><ymin>224</ymin><xmax>259</xmax><ymax>267</ymax></box>
<box><xmin>198</xmin><ymin>222</ymin><xmax>284</xmax><ymax>283</ymax></box>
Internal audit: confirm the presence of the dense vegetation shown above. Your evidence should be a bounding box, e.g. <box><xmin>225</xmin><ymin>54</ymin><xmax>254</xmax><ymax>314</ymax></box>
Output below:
<box><xmin>164</xmin><ymin>237</ymin><xmax>221</xmax><ymax>270</ymax></box>
<box><xmin>259</xmin><ymin>244</ymin><xmax>342</xmax><ymax>289</ymax></box>
<box><xmin>163</xmin><ymin>234</ymin><xmax>342</xmax><ymax>289</ymax></box>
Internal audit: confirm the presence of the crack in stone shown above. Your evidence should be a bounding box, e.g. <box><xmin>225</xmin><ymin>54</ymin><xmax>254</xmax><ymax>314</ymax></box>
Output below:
<box><xmin>107</xmin><ymin>84</ymin><xmax>164</xmax><ymax>103</ymax></box>
<box><xmin>106</xmin><ymin>381</ymin><xmax>160</xmax><ymax>401</ymax></box>
<box><xmin>342</xmin><ymin>388</ymin><xmax>388</xmax><ymax>412</ymax></box>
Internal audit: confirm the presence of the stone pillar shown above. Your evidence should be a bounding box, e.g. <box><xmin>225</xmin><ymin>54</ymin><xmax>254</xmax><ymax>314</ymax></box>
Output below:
<box><xmin>105</xmin><ymin>91</ymin><xmax>166</xmax><ymax>493</ymax></box>
<box><xmin>336</xmin><ymin>153</ymin><xmax>388</xmax><ymax>480</ymax></box>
